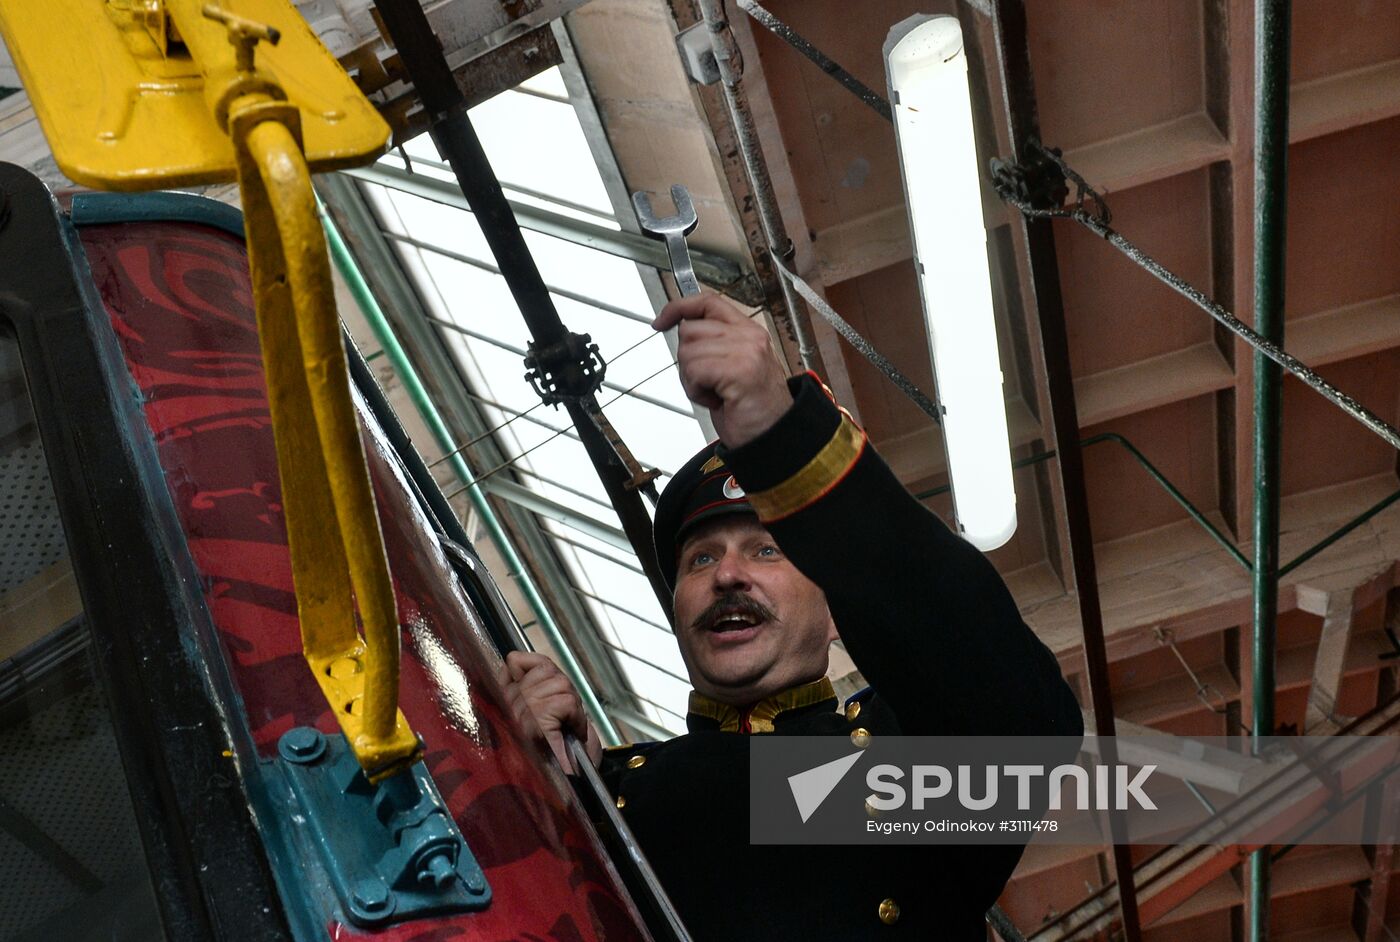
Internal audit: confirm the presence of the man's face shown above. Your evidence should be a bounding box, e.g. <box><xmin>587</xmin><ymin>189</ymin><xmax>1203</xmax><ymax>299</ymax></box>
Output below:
<box><xmin>672</xmin><ymin>515</ymin><xmax>837</xmax><ymax>705</ymax></box>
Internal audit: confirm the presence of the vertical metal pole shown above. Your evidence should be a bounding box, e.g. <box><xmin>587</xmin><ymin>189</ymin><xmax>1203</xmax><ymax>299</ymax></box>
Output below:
<box><xmin>695</xmin><ymin>0</ymin><xmax>825</xmax><ymax>374</ymax></box>
<box><xmin>982</xmin><ymin>2</ymin><xmax>1142</xmax><ymax>939</ymax></box>
<box><xmin>1251</xmin><ymin>2</ymin><xmax>1291</xmax><ymax>939</ymax></box>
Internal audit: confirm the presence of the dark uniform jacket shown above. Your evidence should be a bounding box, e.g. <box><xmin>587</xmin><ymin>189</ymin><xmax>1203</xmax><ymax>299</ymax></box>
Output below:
<box><xmin>601</xmin><ymin>374</ymin><xmax>1084</xmax><ymax>940</ymax></box>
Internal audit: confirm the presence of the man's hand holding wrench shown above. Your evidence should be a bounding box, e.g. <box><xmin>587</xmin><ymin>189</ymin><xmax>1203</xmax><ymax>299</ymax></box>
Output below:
<box><xmin>635</xmin><ymin>183</ymin><xmax>793</xmax><ymax>448</ymax></box>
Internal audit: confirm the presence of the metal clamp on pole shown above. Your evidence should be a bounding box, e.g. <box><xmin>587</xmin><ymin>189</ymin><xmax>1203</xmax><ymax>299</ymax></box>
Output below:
<box><xmin>521</xmin><ymin>331</ymin><xmax>666</xmax><ymax>496</ymax></box>
<box><xmin>987</xmin><ymin>144</ymin><xmax>1071</xmax><ymax>216</ymax></box>
<box><xmin>524</xmin><ymin>331</ymin><xmax>608</xmax><ymax>405</ymax></box>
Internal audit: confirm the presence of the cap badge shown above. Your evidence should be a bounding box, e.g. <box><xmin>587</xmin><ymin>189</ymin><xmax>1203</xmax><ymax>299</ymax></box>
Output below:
<box><xmin>722</xmin><ymin>475</ymin><xmax>746</xmax><ymax>500</ymax></box>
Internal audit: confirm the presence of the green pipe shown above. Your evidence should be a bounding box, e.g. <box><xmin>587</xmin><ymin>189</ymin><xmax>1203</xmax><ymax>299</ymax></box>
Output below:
<box><xmin>914</xmin><ymin>448</ymin><xmax>1050</xmax><ymax>498</ymax></box>
<box><xmin>1280</xmin><ymin>487</ymin><xmax>1400</xmax><ymax>577</ymax></box>
<box><xmin>1087</xmin><ymin>434</ymin><xmax>1249</xmax><ymax>569</ymax></box>
<box><xmin>1252</xmin><ymin>2</ymin><xmax>1292</xmax><ymax>937</ymax></box>
<box><xmin>319</xmin><ymin>203</ymin><xmax>622</xmax><ymax>746</ymax></box>
<box><xmin>915</xmin><ymin>433</ymin><xmax>1250</xmax><ymax>569</ymax></box>
<box><xmin>918</xmin><ymin>432</ymin><xmax>1400</xmax><ymax>584</ymax></box>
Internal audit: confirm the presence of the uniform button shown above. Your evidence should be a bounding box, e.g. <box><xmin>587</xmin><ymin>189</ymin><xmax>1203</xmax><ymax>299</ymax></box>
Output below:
<box><xmin>627</xmin><ymin>754</ymin><xmax>646</xmax><ymax>769</ymax></box>
<box><xmin>845</xmin><ymin>701</ymin><xmax>862</xmax><ymax>722</ymax></box>
<box><xmin>615</xmin><ymin>795</ymin><xmax>627</xmax><ymax>809</ymax></box>
<box><xmin>850</xmin><ymin>727</ymin><xmax>871</xmax><ymax>748</ymax></box>
<box><xmin>878</xmin><ymin>898</ymin><xmax>900</xmax><ymax>925</ymax></box>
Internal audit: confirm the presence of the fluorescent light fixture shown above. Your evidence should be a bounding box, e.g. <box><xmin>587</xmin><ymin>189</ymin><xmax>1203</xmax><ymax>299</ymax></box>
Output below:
<box><xmin>884</xmin><ymin>14</ymin><xmax>1016</xmax><ymax>551</ymax></box>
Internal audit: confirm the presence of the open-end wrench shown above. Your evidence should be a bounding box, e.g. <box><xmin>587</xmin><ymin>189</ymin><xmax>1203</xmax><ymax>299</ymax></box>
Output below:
<box><xmin>632</xmin><ymin>184</ymin><xmax>700</xmax><ymax>297</ymax></box>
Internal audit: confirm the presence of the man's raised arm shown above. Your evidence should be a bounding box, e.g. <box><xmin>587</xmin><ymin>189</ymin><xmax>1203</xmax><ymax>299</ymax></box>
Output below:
<box><xmin>655</xmin><ymin>295</ymin><xmax>1082</xmax><ymax>739</ymax></box>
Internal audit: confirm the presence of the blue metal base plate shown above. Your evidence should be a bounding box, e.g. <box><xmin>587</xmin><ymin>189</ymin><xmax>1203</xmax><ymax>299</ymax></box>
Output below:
<box><xmin>273</xmin><ymin>727</ymin><xmax>491</xmax><ymax>927</ymax></box>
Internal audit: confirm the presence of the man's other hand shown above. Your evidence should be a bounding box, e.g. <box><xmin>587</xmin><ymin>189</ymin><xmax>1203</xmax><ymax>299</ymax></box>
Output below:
<box><xmin>504</xmin><ymin>651</ymin><xmax>602</xmax><ymax>773</ymax></box>
<box><xmin>653</xmin><ymin>294</ymin><xmax>793</xmax><ymax>447</ymax></box>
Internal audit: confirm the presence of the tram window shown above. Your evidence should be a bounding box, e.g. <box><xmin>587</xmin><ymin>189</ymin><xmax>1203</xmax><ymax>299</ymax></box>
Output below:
<box><xmin>0</xmin><ymin>336</ymin><xmax>162</xmax><ymax>941</ymax></box>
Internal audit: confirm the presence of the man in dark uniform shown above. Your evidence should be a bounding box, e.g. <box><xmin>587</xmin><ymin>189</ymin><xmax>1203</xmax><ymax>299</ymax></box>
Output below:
<box><xmin>505</xmin><ymin>293</ymin><xmax>1083</xmax><ymax>939</ymax></box>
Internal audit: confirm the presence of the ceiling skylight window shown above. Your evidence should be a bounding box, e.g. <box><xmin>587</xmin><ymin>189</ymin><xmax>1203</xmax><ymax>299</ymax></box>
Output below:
<box><xmin>358</xmin><ymin>66</ymin><xmax>708</xmax><ymax>733</ymax></box>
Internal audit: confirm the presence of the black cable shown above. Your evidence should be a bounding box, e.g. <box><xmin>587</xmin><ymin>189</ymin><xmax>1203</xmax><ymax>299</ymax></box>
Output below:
<box><xmin>735</xmin><ymin>0</ymin><xmax>892</xmax><ymax>121</ymax></box>
<box><xmin>771</xmin><ymin>256</ymin><xmax>942</xmax><ymax>425</ymax></box>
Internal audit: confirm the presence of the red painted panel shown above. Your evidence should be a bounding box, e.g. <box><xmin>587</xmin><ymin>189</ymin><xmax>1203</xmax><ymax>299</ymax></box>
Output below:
<box><xmin>78</xmin><ymin>220</ymin><xmax>648</xmax><ymax>942</ymax></box>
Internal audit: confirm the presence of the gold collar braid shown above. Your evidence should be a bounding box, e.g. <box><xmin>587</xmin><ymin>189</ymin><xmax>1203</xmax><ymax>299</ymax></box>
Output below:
<box><xmin>687</xmin><ymin>677</ymin><xmax>837</xmax><ymax>733</ymax></box>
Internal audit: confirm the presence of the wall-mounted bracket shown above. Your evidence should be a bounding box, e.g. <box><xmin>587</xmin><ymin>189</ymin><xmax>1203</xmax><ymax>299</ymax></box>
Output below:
<box><xmin>675</xmin><ymin>21</ymin><xmax>720</xmax><ymax>86</ymax></box>
<box><xmin>275</xmin><ymin>727</ymin><xmax>491</xmax><ymax>927</ymax></box>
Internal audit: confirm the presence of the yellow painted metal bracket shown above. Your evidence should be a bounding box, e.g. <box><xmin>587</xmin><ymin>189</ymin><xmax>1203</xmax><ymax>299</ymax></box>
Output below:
<box><xmin>0</xmin><ymin>0</ymin><xmax>420</xmax><ymax>780</ymax></box>
<box><xmin>236</xmin><ymin>103</ymin><xmax>420</xmax><ymax>781</ymax></box>
<box><xmin>0</xmin><ymin>0</ymin><xmax>386</xmax><ymax>188</ymax></box>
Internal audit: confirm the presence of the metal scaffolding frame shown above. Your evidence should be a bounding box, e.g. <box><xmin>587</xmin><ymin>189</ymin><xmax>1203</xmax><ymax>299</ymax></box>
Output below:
<box><xmin>733</xmin><ymin>1</ymin><xmax>1400</xmax><ymax>939</ymax></box>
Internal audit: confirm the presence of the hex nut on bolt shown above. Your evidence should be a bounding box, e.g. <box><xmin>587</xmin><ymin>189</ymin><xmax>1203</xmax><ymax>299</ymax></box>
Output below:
<box><xmin>278</xmin><ymin>726</ymin><xmax>326</xmax><ymax>764</ymax></box>
<box><xmin>350</xmin><ymin>876</ymin><xmax>394</xmax><ymax>920</ymax></box>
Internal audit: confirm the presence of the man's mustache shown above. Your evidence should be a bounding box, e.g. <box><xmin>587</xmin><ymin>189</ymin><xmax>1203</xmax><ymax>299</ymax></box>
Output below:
<box><xmin>690</xmin><ymin>592</ymin><xmax>776</xmax><ymax>632</ymax></box>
